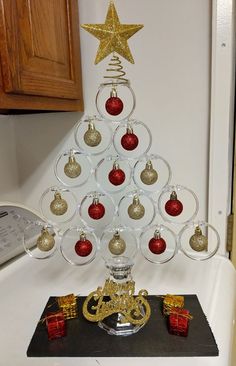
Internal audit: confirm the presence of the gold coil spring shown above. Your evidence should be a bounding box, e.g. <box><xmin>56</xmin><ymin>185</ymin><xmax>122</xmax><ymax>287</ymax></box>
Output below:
<box><xmin>104</xmin><ymin>54</ymin><xmax>128</xmax><ymax>82</ymax></box>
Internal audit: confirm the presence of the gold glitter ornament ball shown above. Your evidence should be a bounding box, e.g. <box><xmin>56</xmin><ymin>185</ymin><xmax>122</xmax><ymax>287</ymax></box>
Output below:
<box><xmin>37</xmin><ymin>228</ymin><xmax>55</xmax><ymax>252</ymax></box>
<box><xmin>84</xmin><ymin>122</ymin><xmax>102</xmax><ymax>147</ymax></box>
<box><xmin>50</xmin><ymin>192</ymin><xmax>68</xmax><ymax>216</ymax></box>
<box><xmin>128</xmin><ymin>195</ymin><xmax>145</xmax><ymax>220</ymax></box>
<box><xmin>189</xmin><ymin>226</ymin><xmax>208</xmax><ymax>252</ymax></box>
<box><xmin>140</xmin><ymin>160</ymin><xmax>158</xmax><ymax>185</ymax></box>
<box><xmin>64</xmin><ymin>155</ymin><xmax>81</xmax><ymax>178</ymax></box>
<box><xmin>108</xmin><ymin>232</ymin><xmax>126</xmax><ymax>255</ymax></box>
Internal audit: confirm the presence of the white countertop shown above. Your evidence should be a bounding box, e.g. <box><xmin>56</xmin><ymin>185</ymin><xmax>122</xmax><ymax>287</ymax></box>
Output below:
<box><xmin>0</xmin><ymin>251</ymin><xmax>235</xmax><ymax>366</ymax></box>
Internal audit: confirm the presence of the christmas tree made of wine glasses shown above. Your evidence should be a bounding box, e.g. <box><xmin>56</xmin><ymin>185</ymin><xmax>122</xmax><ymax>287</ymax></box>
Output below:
<box><xmin>23</xmin><ymin>1</ymin><xmax>220</xmax><ymax>335</ymax></box>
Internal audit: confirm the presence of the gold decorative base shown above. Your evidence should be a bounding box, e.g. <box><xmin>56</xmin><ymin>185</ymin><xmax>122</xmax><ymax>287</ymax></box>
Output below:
<box><xmin>82</xmin><ymin>279</ymin><xmax>151</xmax><ymax>332</ymax></box>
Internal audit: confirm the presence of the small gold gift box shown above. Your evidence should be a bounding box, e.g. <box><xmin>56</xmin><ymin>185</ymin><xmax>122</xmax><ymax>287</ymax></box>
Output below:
<box><xmin>57</xmin><ymin>294</ymin><xmax>78</xmax><ymax>320</ymax></box>
<box><xmin>163</xmin><ymin>294</ymin><xmax>184</xmax><ymax>316</ymax></box>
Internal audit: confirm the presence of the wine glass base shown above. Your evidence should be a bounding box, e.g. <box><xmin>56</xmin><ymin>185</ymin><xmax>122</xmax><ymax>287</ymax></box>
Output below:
<box><xmin>98</xmin><ymin>312</ymin><xmax>145</xmax><ymax>336</ymax></box>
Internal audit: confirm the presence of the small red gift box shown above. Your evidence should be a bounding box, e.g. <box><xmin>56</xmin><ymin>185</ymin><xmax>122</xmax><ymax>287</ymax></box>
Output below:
<box><xmin>46</xmin><ymin>311</ymin><xmax>66</xmax><ymax>340</ymax></box>
<box><xmin>168</xmin><ymin>308</ymin><xmax>190</xmax><ymax>337</ymax></box>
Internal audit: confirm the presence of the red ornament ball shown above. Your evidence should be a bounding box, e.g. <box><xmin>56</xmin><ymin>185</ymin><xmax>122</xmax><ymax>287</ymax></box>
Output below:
<box><xmin>149</xmin><ymin>237</ymin><xmax>166</xmax><ymax>255</ymax></box>
<box><xmin>88</xmin><ymin>202</ymin><xmax>105</xmax><ymax>220</ymax></box>
<box><xmin>165</xmin><ymin>199</ymin><xmax>183</xmax><ymax>216</ymax></box>
<box><xmin>105</xmin><ymin>97</ymin><xmax>124</xmax><ymax>116</ymax></box>
<box><xmin>108</xmin><ymin>168</ymin><xmax>126</xmax><ymax>186</ymax></box>
<box><xmin>121</xmin><ymin>132</ymin><xmax>139</xmax><ymax>151</ymax></box>
<box><xmin>75</xmin><ymin>239</ymin><xmax>93</xmax><ymax>257</ymax></box>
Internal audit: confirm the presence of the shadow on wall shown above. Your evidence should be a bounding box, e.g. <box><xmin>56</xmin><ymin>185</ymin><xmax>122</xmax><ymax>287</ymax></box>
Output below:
<box><xmin>0</xmin><ymin>116</ymin><xmax>21</xmax><ymax>201</ymax></box>
<box><xmin>14</xmin><ymin>112</ymin><xmax>83</xmax><ymax>185</ymax></box>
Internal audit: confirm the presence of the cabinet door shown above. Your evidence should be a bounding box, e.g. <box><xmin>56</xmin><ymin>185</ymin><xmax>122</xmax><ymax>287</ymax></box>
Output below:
<box><xmin>0</xmin><ymin>0</ymin><xmax>82</xmax><ymax>100</ymax></box>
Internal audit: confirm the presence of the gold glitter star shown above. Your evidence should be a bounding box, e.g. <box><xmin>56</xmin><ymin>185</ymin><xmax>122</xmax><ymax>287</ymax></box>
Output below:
<box><xmin>81</xmin><ymin>1</ymin><xmax>143</xmax><ymax>64</ymax></box>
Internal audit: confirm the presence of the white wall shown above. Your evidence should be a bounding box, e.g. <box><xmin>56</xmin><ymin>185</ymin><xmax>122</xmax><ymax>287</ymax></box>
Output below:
<box><xmin>0</xmin><ymin>0</ymin><xmax>211</xmax><ymax>231</ymax></box>
<box><xmin>78</xmin><ymin>0</ymin><xmax>211</xmax><ymax>219</ymax></box>
<box><xmin>14</xmin><ymin>112</ymin><xmax>83</xmax><ymax>210</ymax></box>
<box><xmin>208</xmin><ymin>0</ymin><xmax>235</xmax><ymax>256</ymax></box>
<box><xmin>0</xmin><ymin>116</ymin><xmax>21</xmax><ymax>202</ymax></box>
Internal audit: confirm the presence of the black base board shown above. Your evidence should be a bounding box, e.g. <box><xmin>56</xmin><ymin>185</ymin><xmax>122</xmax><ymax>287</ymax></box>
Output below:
<box><xmin>27</xmin><ymin>294</ymin><xmax>218</xmax><ymax>358</ymax></box>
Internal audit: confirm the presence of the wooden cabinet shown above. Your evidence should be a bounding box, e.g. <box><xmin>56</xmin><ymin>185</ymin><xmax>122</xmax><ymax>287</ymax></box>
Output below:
<box><xmin>0</xmin><ymin>0</ymin><xmax>83</xmax><ymax>112</ymax></box>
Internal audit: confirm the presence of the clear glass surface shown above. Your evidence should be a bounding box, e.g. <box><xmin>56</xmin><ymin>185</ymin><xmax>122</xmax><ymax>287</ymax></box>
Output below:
<box><xmin>113</xmin><ymin>120</ymin><xmax>152</xmax><ymax>159</ymax></box>
<box><xmin>95</xmin><ymin>155</ymin><xmax>132</xmax><ymax>194</ymax></box>
<box><xmin>133</xmin><ymin>154</ymin><xmax>171</xmax><ymax>194</ymax></box>
<box><xmin>118</xmin><ymin>190</ymin><xmax>155</xmax><ymax>230</ymax></box>
<box><xmin>178</xmin><ymin>220</ymin><xmax>220</xmax><ymax>260</ymax></box>
<box><xmin>140</xmin><ymin>224</ymin><xmax>177</xmax><ymax>264</ymax></box>
<box><xmin>158</xmin><ymin>184</ymin><xmax>199</xmax><ymax>224</ymax></box>
<box><xmin>105</xmin><ymin>255</ymin><xmax>134</xmax><ymax>280</ymax></box>
<box><xmin>23</xmin><ymin>221</ymin><xmax>58</xmax><ymax>259</ymax></box>
<box><xmin>98</xmin><ymin>256</ymin><xmax>146</xmax><ymax>336</ymax></box>
<box><xmin>79</xmin><ymin>191</ymin><xmax>116</xmax><ymax>230</ymax></box>
<box><xmin>74</xmin><ymin>115</ymin><xmax>112</xmax><ymax>155</ymax></box>
<box><xmin>54</xmin><ymin>148</ymin><xmax>92</xmax><ymax>188</ymax></box>
<box><xmin>60</xmin><ymin>227</ymin><xmax>98</xmax><ymax>266</ymax></box>
<box><xmin>39</xmin><ymin>186</ymin><xmax>77</xmax><ymax>224</ymax></box>
<box><xmin>98</xmin><ymin>312</ymin><xmax>145</xmax><ymax>336</ymax></box>
<box><xmin>96</xmin><ymin>80</ymin><xmax>136</xmax><ymax>122</ymax></box>
<box><xmin>100</xmin><ymin>227</ymin><xmax>138</xmax><ymax>263</ymax></box>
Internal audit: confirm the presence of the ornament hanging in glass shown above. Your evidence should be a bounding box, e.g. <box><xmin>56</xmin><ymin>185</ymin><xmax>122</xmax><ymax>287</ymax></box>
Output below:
<box><xmin>75</xmin><ymin>232</ymin><xmax>93</xmax><ymax>257</ymax></box>
<box><xmin>50</xmin><ymin>192</ymin><xmax>68</xmax><ymax>216</ymax></box>
<box><xmin>165</xmin><ymin>191</ymin><xmax>183</xmax><ymax>217</ymax></box>
<box><xmin>140</xmin><ymin>160</ymin><xmax>158</xmax><ymax>185</ymax></box>
<box><xmin>148</xmin><ymin>230</ymin><xmax>166</xmax><ymax>255</ymax></box>
<box><xmin>189</xmin><ymin>226</ymin><xmax>208</xmax><ymax>252</ymax></box>
<box><xmin>88</xmin><ymin>197</ymin><xmax>106</xmax><ymax>220</ymax></box>
<box><xmin>108</xmin><ymin>231</ymin><xmax>126</xmax><ymax>255</ymax></box>
<box><xmin>128</xmin><ymin>195</ymin><xmax>145</xmax><ymax>220</ymax></box>
<box><xmin>84</xmin><ymin>122</ymin><xmax>102</xmax><ymax>147</ymax></box>
<box><xmin>108</xmin><ymin>161</ymin><xmax>126</xmax><ymax>186</ymax></box>
<box><xmin>105</xmin><ymin>86</ymin><xmax>124</xmax><ymax>116</ymax></box>
<box><xmin>37</xmin><ymin>228</ymin><xmax>55</xmax><ymax>252</ymax></box>
<box><xmin>64</xmin><ymin>154</ymin><xmax>81</xmax><ymax>178</ymax></box>
<box><xmin>121</xmin><ymin>126</ymin><xmax>139</xmax><ymax>151</ymax></box>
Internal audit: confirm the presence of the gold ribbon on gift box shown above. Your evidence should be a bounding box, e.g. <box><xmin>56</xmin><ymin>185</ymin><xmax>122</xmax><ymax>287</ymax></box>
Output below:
<box><xmin>169</xmin><ymin>310</ymin><xmax>193</xmax><ymax>320</ymax></box>
<box><xmin>38</xmin><ymin>294</ymin><xmax>78</xmax><ymax>325</ymax></box>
